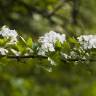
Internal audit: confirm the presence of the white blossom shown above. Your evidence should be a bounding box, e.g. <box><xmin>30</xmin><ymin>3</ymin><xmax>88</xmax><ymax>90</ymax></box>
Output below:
<box><xmin>48</xmin><ymin>57</ymin><xmax>56</xmax><ymax>65</ymax></box>
<box><xmin>45</xmin><ymin>67</ymin><xmax>52</xmax><ymax>72</ymax></box>
<box><xmin>39</xmin><ymin>31</ymin><xmax>65</xmax><ymax>44</ymax></box>
<box><xmin>37</xmin><ymin>49</ymin><xmax>46</xmax><ymax>56</ymax></box>
<box><xmin>37</xmin><ymin>31</ymin><xmax>66</xmax><ymax>56</ymax></box>
<box><xmin>77</xmin><ymin>35</ymin><xmax>96</xmax><ymax>49</ymax></box>
<box><xmin>61</xmin><ymin>52</ymin><xmax>70</xmax><ymax>59</ymax></box>
<box><xmin>0</xmin><ymin>25</ymin><xmax>18</xmax><ymax>44</ymax></box>
<box><xmin>0</xmin><ymin>48</ymin><xmax>8</xmax><ymax>55</ymax></box>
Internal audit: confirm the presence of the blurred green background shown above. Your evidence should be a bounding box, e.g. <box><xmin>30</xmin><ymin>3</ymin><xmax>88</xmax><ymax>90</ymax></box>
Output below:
<box><xmin>0</xmin><ymin>0</ymin><xmax>96</xmax><ymax>96</ymax></box>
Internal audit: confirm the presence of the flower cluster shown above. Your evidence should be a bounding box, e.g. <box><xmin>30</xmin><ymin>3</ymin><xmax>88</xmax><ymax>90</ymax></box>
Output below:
<box><xmin>77</xmin><ymin>35</ymin><xmax>96</xmax><ymax>49</ymax></box>
<box><xmin>37</xmin><ymin>31</ymin><xmax>66</xmax><ymax>56</ymax></box>
<box><xmin>0</xmin><ymin>25</ymin><xmax>96</xmax><ymax>62</ymax></box>
<box><xmin>0</xmin><ymin>25</ymin><xmax>18</xmax><ymax>45</ymax></box>
<box><xmin>0</xmin><ymin>26</ymin><xmax>19</xmax><ymax>55</ymax></box>
<box><xmin>0</xmin><ymin>48</ymin><xmax>8</xmax><ymax>55</ymax></box>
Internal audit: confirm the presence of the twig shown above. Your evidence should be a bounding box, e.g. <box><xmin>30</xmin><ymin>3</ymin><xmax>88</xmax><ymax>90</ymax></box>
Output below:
<box><xmin>48</xmin><ymin>0</ymin><xmax>70</xmax><ymax>17</ymax></box>
<box><xmin>0</xmin><ymin>55</ymin><xmax>95</xmax><ymax>62</ymax></box>
<box><xmin>6</xmin><ymin>55</ymin><xmax>47</xmax><ymax>59</ymax></box>
<box><xmin>62</xmin><ymin>58</ymin><xmax>96</xmax><ymax>62</ymax></box>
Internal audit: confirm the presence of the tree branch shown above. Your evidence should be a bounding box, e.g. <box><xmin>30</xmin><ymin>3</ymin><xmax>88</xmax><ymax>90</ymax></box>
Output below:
<box><xmin>62</xmin><ymin>58</ymin><xmax>96</xmax><ymax>62</ymax></box>
<box><xmin>0</xmin><ymin>55</ymin><xmax>95</xmax><ymax>62</ymax></box>
<box><xmin>6</xmin><ymin>55</ymin><xmax>47</xmax><ymax>59</ymax></box>
<box><xmin>48</xmin><ymin>1</ymin><xmax>65</xmax><ymax>17</ymax></box>
<box><xmin>71</xmin><ymin>0</ymin><xmax>80</xmax><ymax>25</ymax></box>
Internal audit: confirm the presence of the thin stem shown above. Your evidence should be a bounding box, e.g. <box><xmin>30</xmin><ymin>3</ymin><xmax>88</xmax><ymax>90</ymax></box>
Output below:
<box><xmin>0</xmin><ymin>55</ymin><xmax>95</xmax><ymax>62</ymax></box>
<box><xmin>6</xmin><ymin>55</ymin><xmax>47</xmax><ymax>59</ymax></box>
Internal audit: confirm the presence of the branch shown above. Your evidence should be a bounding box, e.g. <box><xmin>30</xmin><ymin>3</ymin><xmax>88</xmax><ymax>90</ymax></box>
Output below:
<box><xmin>71</xmin><ymin>0</ymin><xmax>80</xmax><ymax>25</ymax></box>
<box><xmin>47</xmin><ymin>0</ymin><xmax>70</xmax><ymax>17</ymax></box>
<box><xmin>48</xmin><ymin>1</ymin><xmax>65</xmax><ymax>17</ymax></box>
<box><xmin>62</xmin><ymin>58</ymin><xmax>96</xmax><ymax>62</ymax></box>
<box><xmin>0</xmin><ymin>55</ymin><xmax>95</xmax><ymax>62</ymax></box>
<box><xmin>6</xmin><ymin>55</ymin><xmax>47</xmax><ymax>59</ymax></box>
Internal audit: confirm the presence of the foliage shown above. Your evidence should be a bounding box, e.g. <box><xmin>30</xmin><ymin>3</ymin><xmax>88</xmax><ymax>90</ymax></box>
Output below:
<box><xmin>0</xmin><ymin>0</ymin><xmax>96</xmax><ymax>96</ymax></box>
<box><xmin>0</xmin><ymin>25</ymin><xmax>95</xmax><ymax>95</ymax></box>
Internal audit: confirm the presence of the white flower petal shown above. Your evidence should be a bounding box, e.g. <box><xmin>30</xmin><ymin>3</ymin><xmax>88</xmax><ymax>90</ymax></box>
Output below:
<box><xmin>0</xmin><ymin>25</ymin><xmax>18</xmax><ymax>45</ymax></box>
<box><xmin>0</xmin><ymin>48</ymin><xmax>8</xmax><ymax>55</ymax></box>
<box><xmin>77</xmin><ymin>35</ymin><xmax>96</xmax><ymax>49</ymax></box>
<box><xmin>38</xmin><ymin>31</ymin><xmax>66</xmax><ymax>56</ymax></box>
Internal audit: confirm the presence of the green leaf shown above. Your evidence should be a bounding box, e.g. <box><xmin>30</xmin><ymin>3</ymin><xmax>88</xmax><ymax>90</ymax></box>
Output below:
<box><xmin>0</xmin><ymin>38</ymin><xmax>9</xmax><ymax>46</ymax></box>
<box><xmin>16</xmin><ymin>41</ymin><xmax>26</xmax><ymax>55</ymax></box>
<box><xmin>62</xmin><ymin>41</ymin><xmax>71</xmax><ymax>53</ymax></box>
<box><xmin>68</xmin><ymin>37</ymin><xmax>79</xmax><ymax>48</ymax></box>
<box><xmin>14</xmin><ymin>36</ymin><xmax>28</xmax><ymax>54</ymax></box>
<box><xmin>26</xmin><ymin>37</ymin><xmax>33</xmax><ymax>48</ymax></box>
<box><xmin>68</xmin><ymin>37</ymin><xmax>78</xmax><ymax>44</ymax></box>
<box><xmin>18</xmin><ymin>36</ymin><xmax>26</xmax><ymax>46</ymax></box>
<box><xmin>55</xmin><ymin>40</ymin><xmax>62</xmax><ymax>50</ymax></box>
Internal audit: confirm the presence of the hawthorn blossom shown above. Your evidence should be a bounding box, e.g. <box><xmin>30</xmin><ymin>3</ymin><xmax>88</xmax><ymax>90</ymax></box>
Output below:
<box><xmin>61</xmin><ymin>52</ymin><xmax>71</xmax><ymax>59</ymax></box>
<box><xmin>48</xmin><ymin>57</ymin><xmax>56</xmax><ymax>65</ymax></box>
<box><xmin>77</xmin><ymin>35</ymin><xmax>96</xmax><ymax>49</ymax></box>
<box><xmin>37</xmin><ymin>31</ymin><xmax>66</xmax><ymax>56</ymax></box>
<box><xmin>0</xmin><ymin>25</ymin><xmax>18</xmax><ymax>44</ymax></box>
<box><xmin>39</xmin><ymin>31</ymin><xmax>65</xmax><ymax>44</ymax></box>
<box><xmin>0</xmin><ymin>48</ymin><xmax>8</xmax><ymax>55</ymax></box>
<box><xmin>37</xmin><ymin>43</ymin><xmax>55</xmax><ymax>56</ymax></box>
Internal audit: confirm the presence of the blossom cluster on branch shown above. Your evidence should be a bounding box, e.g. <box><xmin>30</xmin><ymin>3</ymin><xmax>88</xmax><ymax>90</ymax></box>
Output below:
<box><xmin>77</xmin><ymin>35</ymin><xmax>96</xmax><ymax>49</ymax></box>
<box><xmin>0</xmin><ymin>25</ymin><xmax>96</xmax><ymax>65</ymax></box>
<box><xmin>37</xmin><ymin>31</ymin><xmax>66</xmax><ymax>56</ymax></box>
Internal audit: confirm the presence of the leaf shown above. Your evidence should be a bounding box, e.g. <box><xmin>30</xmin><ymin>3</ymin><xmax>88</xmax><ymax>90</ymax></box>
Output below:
<box><xmin>14</xmin><ymin>36</ymin><xmax>27</xmax><ymax>54</ymax></box>
<box><xmin>15</xmin><ymin>41</ymin><xmax>26</xmax><ymax>55</ymax></box>
<box><xmin>32</xmin><ymin>43</ymin><xmax>38</xmax><ymax>54</ymax></box>
<box><xmin>18</xmin><ymin>36</ymin><xmax>26</xmax><ymax>46</ymax></box>
<box><xmin>26</xmin><ymin>37</ymin><xmax>33</xmax><ymax>48</ymax></box>
<box><xmin>0</xmin><ymin>38</ymin><xmax>9</xmax><ymax>46</ymax></box>
<box><xmin>55</xmin><ymin>40</ymin><xmax>62</xmax><ymax>48</ymax></box>
<box><xmin>62</xmin><ymin>41</ymin><xmax>71</xmax><ymax>53</ymax></box>
<box><xmin>68</xmin><ymin>37</ymin><xmax>79</xmax><ymax>47</ymax></box>
<box><xmin>68</xmin><ymin>37</ymin><xmax>78</xmax><ymax>44</ymax></box>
